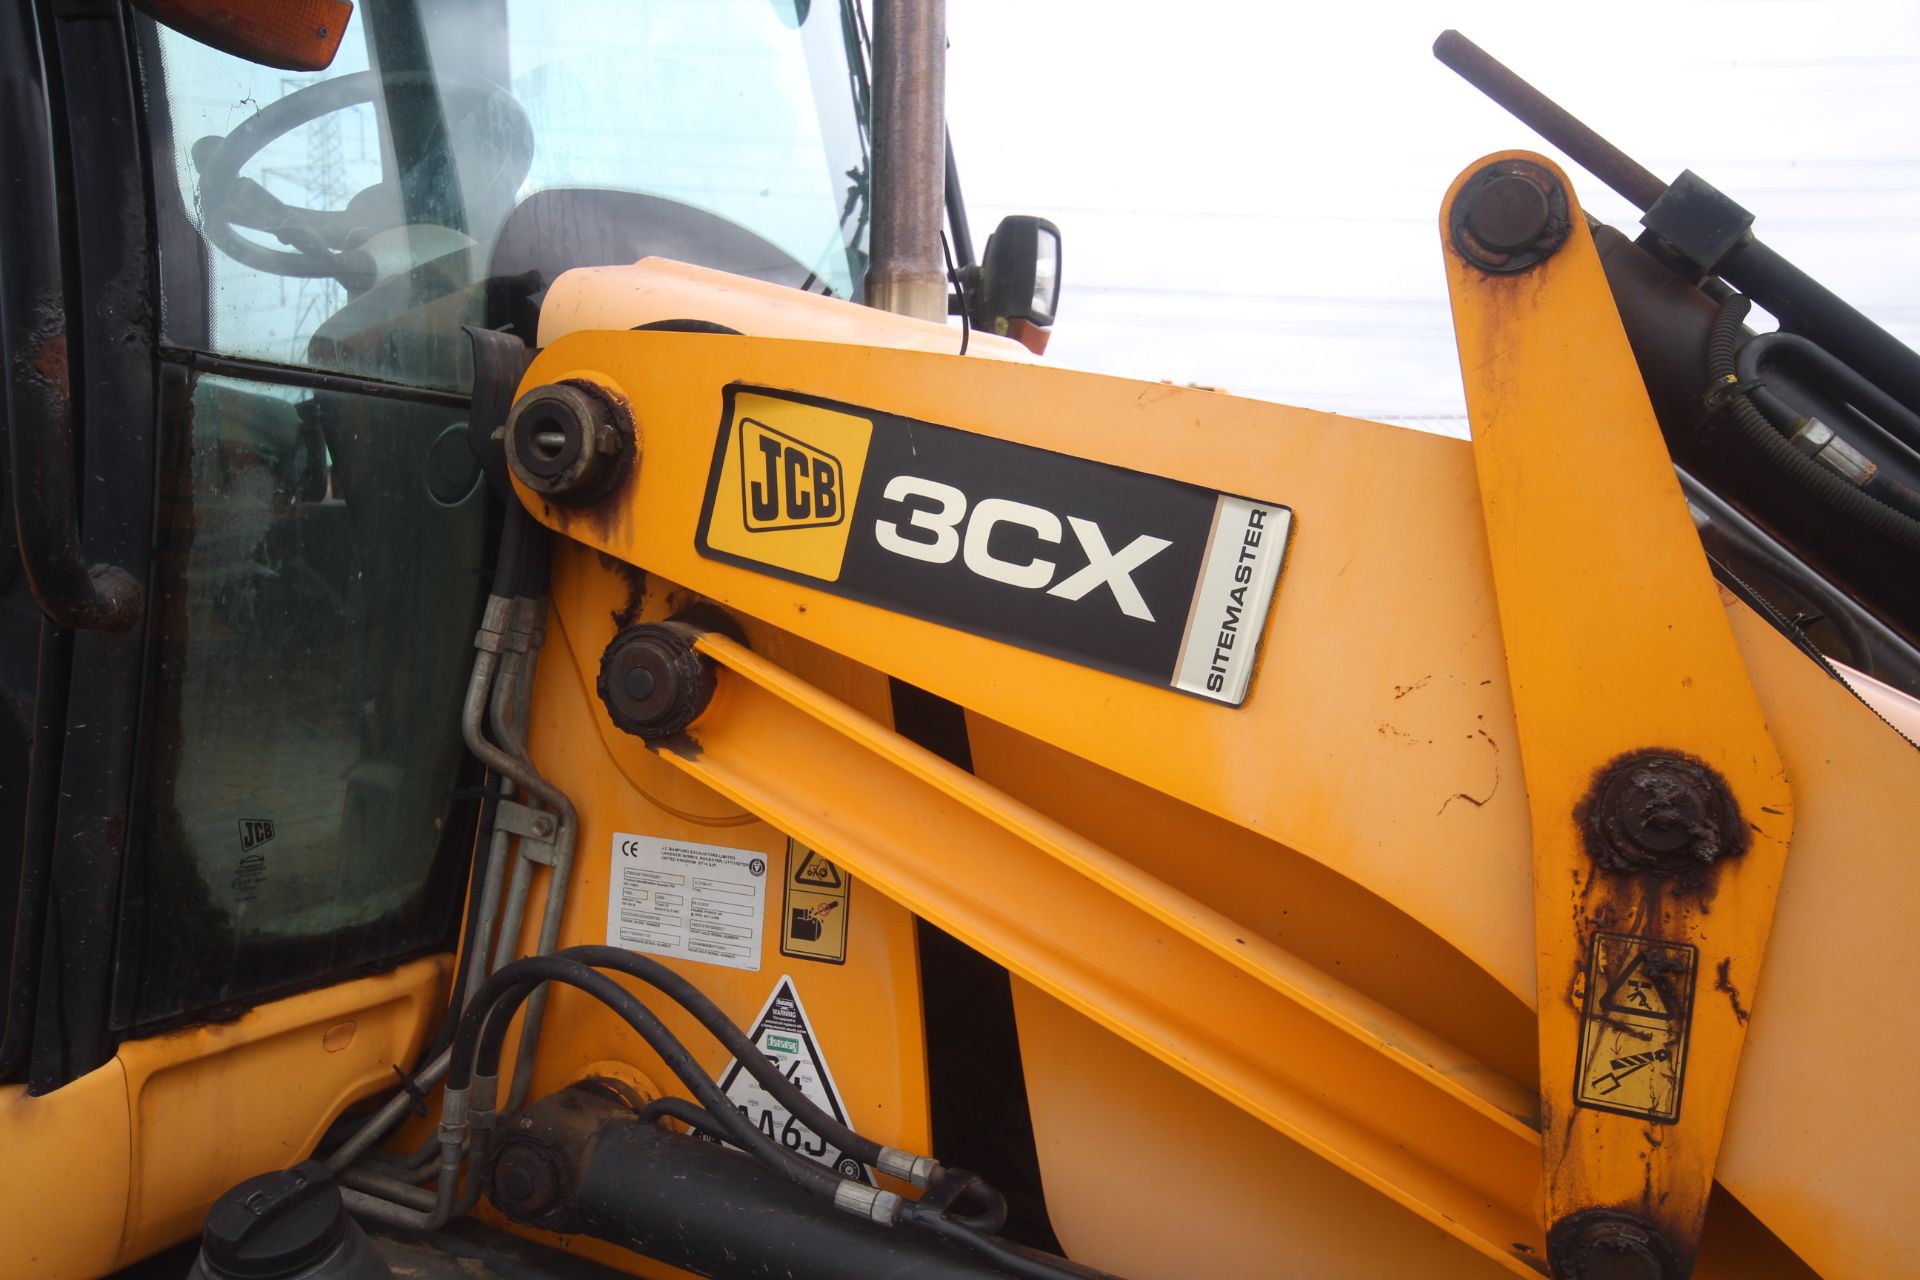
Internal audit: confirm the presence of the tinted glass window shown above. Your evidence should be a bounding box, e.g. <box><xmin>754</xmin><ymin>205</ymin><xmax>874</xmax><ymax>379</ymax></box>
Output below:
<box><xmin>113</xmin><ymin>374</ymin><xmax>483</xmax><ymax>1026</ymax></box>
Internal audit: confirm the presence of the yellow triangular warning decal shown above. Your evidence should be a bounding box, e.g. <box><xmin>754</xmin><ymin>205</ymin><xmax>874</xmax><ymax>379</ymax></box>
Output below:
<box><xmin>793</xmin><ymin>849</ymin><xmax>843</xmax><ymax>889</ymax></box>
<box><xmin>1600</xmin><ymin>949</ymin><xmax>1679</xmax><ymax>1021</ymax></box>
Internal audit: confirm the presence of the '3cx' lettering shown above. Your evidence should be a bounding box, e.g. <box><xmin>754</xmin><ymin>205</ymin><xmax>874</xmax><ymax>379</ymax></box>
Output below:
<box><xmin>743</xmin><ymin>418</ymin><xmax>843</xmax><ymax>531</ymax></box>
<box><xmin>874</xmin><ymin>476</ymin><xmax>1172</xmax><ymax>620</ymax></box>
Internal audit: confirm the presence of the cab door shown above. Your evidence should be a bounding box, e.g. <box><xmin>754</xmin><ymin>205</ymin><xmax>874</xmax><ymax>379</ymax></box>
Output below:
<box><xmin>3</xmin><ymin>2</ymin><xmax>487</xmax><ymax>1269</ymax></box>
<box><xmin>3</xmin><ymin>0</ymin><xmax>489</xmax><ymax>1095</ymax></box>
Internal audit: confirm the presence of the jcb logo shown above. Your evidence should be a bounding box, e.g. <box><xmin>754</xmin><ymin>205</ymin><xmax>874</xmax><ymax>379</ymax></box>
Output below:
<box><xmin>703</xmin><ymin>392</ymin><xmax>873</xmax><ymax>583</ymax></box>
<box><xmin>741</xmin><ymin>418</ymin><xmax>845</xmax><ymax>532</ymax></box>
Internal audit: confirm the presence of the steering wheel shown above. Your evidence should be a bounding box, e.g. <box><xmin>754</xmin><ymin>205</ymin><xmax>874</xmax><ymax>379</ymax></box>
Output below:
<box><xmin>192</xmin><ymin>69</ymin><xmax>534</xmax><ymax>284</ymax></box>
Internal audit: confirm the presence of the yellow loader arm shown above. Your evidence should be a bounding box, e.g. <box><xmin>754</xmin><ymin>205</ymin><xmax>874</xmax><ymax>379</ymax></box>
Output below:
<box><xmin>457</xmin><ymin>157</ymin><xmax>1914</xmax><ymax>1278</ymax></box>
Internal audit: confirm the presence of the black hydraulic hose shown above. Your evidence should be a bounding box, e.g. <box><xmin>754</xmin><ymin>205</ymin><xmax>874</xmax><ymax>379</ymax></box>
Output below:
<box><xmin>1707</xmin><ymin>297</ymin><xmax>1920</xmax><ymax>558</ymax></box>
<box><xmin>520</xmin><ymin>519</ymin><xmax>553</xmax><ymax>598</ymax></box>
<box><xmin>438</xmin><ymin>513</ymin><xmax>539</xmax><ymax>1019</ymax></box>
<box><xmin>455</xmin><ymin>958</ymin><xmax>1079</xmax><ymax>1272</ymax></box>
<box><xmin>900</xmin><ymin>1201</ymin><xmax>1121</xmax><ymax>1280</ymax></box>
<box><xmin>452</xmin><ymin>956</ymin><xmax>843</xmax><ymax>1201</ymax></box>
<box><xmin>549</xmin><ymin>945</ymin><xmax>890</xmax><ymax>1169</ymax></box>
<box><xmin>412</xmin><ymin>790</ymin><xmax>502</xmax><ymax>1068</ymax></box>
<box><xmin>1737</xmin><ymin>383</ymin><xmax>1920</xmax><ymax>525</ymax></box>
<box><xmin>491</xmin><ymin>501</ymin><xmax>532</xmax><ymax>599</ymax></box>
<box><xmin>1434</xmin><ymin>31</ymin><xmax>1920</xmax><ymax>415</ymax></box>
<box><xmin>1720</xmin><ymin>238</ymin><xmax>1920</xmax><ymax>427</ymax></box>
<box><xmin>639</xmin><ymin>1094</ymin><xmax>732</xmax><ymax>1143</ymax></box>
<box><xmin>1734</xmin><ymin>330</ymin><xmax>1920</xmax><ymax>483</ymax></box>
<box><xmin>484</xmin><ymin>949</ymin><xmax>1015</xmax><ymax>1231</ymax></box>
<box><xmin>1738</xmin><ymin>330</ymin><xmax>1920</xmax><ymax>454</ymax></box>
<box><xmin>922</xmin><ymin>1167</ymin><xmax>1010</xmax><ymax>1235</ymax></box>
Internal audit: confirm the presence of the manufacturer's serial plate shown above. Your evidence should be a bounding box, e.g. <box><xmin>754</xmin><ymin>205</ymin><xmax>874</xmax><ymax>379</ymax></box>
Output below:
<box><xmin>695</xmin><ymin>386</ymin><xmax>1292</xmax><ymax>705</ymax></box>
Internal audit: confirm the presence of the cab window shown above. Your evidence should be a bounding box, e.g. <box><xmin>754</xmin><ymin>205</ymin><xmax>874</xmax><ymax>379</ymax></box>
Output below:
<box><xmin>124</xmin><ymin>0</ymin><xmax>870</xmax><ymax>1027</ymax></box>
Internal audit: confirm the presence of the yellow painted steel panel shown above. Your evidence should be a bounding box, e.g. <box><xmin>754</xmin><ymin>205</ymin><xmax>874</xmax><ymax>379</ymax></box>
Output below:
<box><xmin>117</xmin><ymin>956</ymin><xmax>450</xmax><ymax>1264</ymax></box>
<box><xmin>0</xmin><ymin>957</ymin><xmax>446</xmax><ymax>1277</ymax></box>
<box><xmin>0</xmin><ymin>1061</ymin><xmax>131</xmax><ymax>1280</ymax></box>
<box><xmin>511</xmin><ymin>325</ymin><xmax>1539</xmax><ymax>1010</ymax></box>
<box><xmin>1714</xmin><ymin>600</ymin><xmax>1920</xmax><ymax>1280</ymax></box>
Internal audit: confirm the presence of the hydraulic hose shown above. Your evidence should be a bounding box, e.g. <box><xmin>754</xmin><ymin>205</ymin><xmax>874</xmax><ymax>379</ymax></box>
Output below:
<box><xmin>456</xmin><ymin>955</ymin><xmax>1082</xmax><ymax>1276</ymax></box>
<box><xmin>1707</xmin><ymin>296</ymin><xmax>1920</xmax><ymax>558</ymax></box>
<box><xmin>901</xmin><ymin>1200</ymin><xmax>1121</xmax><ymax>1280</ymax></box>
<box><xmin>639</xmin><ymin>1094</ymin><xmax>732</xmax><ymax>1143</ymax></box>
<box><xmin>1736</xmin><ymin>329</ymin><xmax>1920</xmax><ymax>461</ymax></box>
<box><xmin>452</xmin><ymin>956</ymin><xmax>844</xmax><ymax>1202</ymax></box>
<box><xmin>1730</xmin><ymin>331</ymin><xmax>1920</xmax><ymax>522</ymax></box>
<box><xmin>529</xmin><ymin>946</ymin><xmax>980</xmax><ymax>1212</ymax></box>
<box><xmin>549</xmin><ymin>945</ymin><xmax>892</xmax><ymax>1170</ymax></box>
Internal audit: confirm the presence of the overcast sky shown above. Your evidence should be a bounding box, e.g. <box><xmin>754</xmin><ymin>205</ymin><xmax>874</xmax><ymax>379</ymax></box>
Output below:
<box><xmin>945</xmin><ymin>1</ymin><xmax>1920</xmax><ymax>431</ymax></box>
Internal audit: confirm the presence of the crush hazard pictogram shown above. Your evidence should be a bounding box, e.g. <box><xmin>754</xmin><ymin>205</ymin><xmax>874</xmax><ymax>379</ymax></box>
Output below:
<box><xmin>1574</xmin><ymin>932</ymin><xmax>1697</xmax><ymax>1123</ymax></box>
<box><xmin>792</xmin><ymin>849</ymin><xmax>843</xmax><ymax>889</ymax></box>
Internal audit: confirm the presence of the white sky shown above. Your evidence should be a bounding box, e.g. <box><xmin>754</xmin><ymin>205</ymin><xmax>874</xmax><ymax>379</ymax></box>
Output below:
<box><xmin>946</xmin><ymin>1</ymin><xmax>1920</xmax><ymax>430</ymax></box>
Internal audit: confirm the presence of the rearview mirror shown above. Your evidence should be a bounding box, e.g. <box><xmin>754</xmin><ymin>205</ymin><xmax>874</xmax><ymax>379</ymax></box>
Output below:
<box><xmin>967</xmin><ymin>215</ymin><xmax>1061</xmax><ymax>344</ymax></box>
<box><xmin>132</xmin><ymin>0</ymin><xmax>354</xmax><ymax>72</ymax></box>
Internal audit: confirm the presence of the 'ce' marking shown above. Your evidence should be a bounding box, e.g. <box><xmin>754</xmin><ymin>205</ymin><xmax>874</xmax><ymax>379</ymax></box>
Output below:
<box><xmin>873</xmin><ymin>476</ymin><xmax>1172</xmax><ymax>620</ymax></box>
<box><xmin>619</xmin><ymin>839</ymin><xmax>643</xmax><ymax>857</ymax></box>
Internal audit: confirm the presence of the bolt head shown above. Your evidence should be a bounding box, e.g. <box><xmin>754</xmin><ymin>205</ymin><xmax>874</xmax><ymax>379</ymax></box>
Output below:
<box><xmin>1467</xmin><ymin>174</ymin><xmax>1551</xmax><ymax>252</ymax></box>
<box><xmin>1450</xmin><ymin>159</ymin><xmax>1571</xmax><ymax>273</ymax></box>
<box><xmin>597</xmin><ymin>622</ymin><xmax>718</xmax><ymax>741</ymax></box>
<box><xmin>1549</xmin><ymin>1209</ymin><xmax>1682</xmax><ymax>1280</ymax></box>
<box><xmin>624</xmin><ymin>665</ymin><xmax>657</xmax><ymax>701</ymax></box>
<box><xmin>1581</xmin><ymin>750</ymin><xmax>1747</xmax><ymax>879</ymax></box>
<box><xmin>498</xmin><ymin>1159</ymin><xmax>536</xmax><ymax>1206</ymax></box>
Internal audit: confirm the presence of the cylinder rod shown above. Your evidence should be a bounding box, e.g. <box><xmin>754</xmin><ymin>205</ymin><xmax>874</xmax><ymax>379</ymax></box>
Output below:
<box><xmin>1433</xmin><ymin>29</ymin><xmax>1668</xmax><ymax>211</ymax></box>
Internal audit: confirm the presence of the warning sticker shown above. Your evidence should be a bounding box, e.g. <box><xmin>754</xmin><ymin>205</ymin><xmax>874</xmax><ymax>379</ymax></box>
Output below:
<box><xmin>1574</xmin><ymin>932</ymin><xmax>1697</xmax><ymax>1123</ymax></box>
<box><xmin>781</xmin><ymin>840</ymin><xmax>851</xmax><ymax>965</ymax></box>
<box><xmin>711</xmin><ymin>976</ymin><xmax>872</xmax><ymax>1183</ymax></box>
<box><xmin>605</xmin><ymin>833</ymin><xmax>768</xmax><ymax>972</ymax></box>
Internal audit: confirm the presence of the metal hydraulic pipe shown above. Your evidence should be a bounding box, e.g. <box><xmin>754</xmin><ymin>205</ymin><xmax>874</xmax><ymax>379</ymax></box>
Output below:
<box><xmin>326</xmin><ymin>592</ymin><xmax>525</xmax><ymax>1179</ymax></box>
<box><xmin>325</xmin><ymin>1049</ymin><xmax>451</xmax><ymax>1174</ymax></box>
<box><xmin>337</xmin><ymin>644</ymin><xmax>531</xmax><ymax>1184</ymax></box>
<box><xmin>483</xmin><ymin>596</ymin><xmax>579</xmax><ymax>1117</ymax></box>
<box><xmin>336</xmin><ymin>1166</ymin><xmax>439</xmax><ymax>1213</ymax></box>
<box><xmin>867</xmin><ymin>0</ymin><xmax>949</xmax><ymax>321</ymax></box>
<box><xmin>331</xmin><ymin>588</ymin><xmax>568</xmax><ymax>1218</ymax></box>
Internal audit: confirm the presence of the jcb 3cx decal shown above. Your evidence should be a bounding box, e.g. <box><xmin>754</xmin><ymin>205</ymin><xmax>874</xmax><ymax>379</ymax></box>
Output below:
<box><xmin>696</xmin><ymin>386</ymin><xmax>1292</xmax><ymax>705</ymax></box>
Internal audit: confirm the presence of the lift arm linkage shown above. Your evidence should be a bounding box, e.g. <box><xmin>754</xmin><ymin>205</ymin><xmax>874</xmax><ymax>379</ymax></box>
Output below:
<box><xmin>1443</xmin><ymin>152</ymin><xmax>1793</xmax><ymax>1280</ymax></box>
